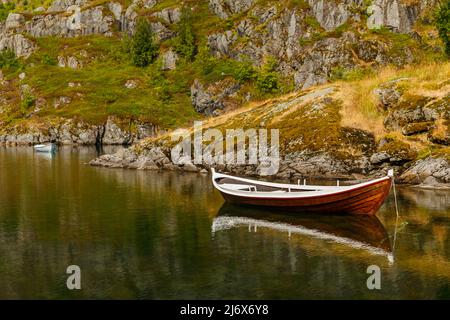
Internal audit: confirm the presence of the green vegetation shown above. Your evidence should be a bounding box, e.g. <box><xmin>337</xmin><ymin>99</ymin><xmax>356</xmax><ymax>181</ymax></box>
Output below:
<box><xmin>329</xmin><ymin>66</ymin><xmax>375</xmax><ymax>82</ymax></box>
<box><xmin>0</xmin><ymin>2</ymin><xmax>15</xmax><ymax>21</ymax></box>
<box><xmin>175</xmin><ymin>7</ymin><xmax>197</xmax><ymax>60</ymax></box>
<box><xmin>436</xmin><ymin>0</ymin><xmax>450</xmax><ymax>56</ymax></box>
<box><xmin>20</xmin><ymin>94</ymin><xmax>35</xmax><ymax>114</ymax></box>
<box><xmin>41</xmin><ymin>53</ymin><xmax>57</xmax><ymax>66</ymax></box>
<box><xmin>130</xmin><ymin>18</ymin><xmax>158</xmax><ymax>67</ymax></box>
<box><xmin>0</xmin><ymin>49</ymin><xmax>20</xmax><ymax>70</ymax></box>
<box><xmin>256</xmin><ymin>57</ymin><xmax>279</xmax><ymax>93</ymax></box>
<box><xmin>12</xmin><ymin>36</ymin><xmax>198</xmax><ymax>127</ymax></box>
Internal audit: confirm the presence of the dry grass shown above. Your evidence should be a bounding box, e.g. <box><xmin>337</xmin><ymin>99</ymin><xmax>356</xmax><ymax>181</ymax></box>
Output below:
<box><xmin>336</xmin><ymin>62</ymin><xmax>450</xmax><ymax>138</ymax></box>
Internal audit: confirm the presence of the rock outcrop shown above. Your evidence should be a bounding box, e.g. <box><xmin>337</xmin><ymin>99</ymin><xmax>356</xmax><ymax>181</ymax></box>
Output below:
<box><xmin>0</xmin><ymin>117</ymin><xmax>160</xmax><ymax>146</ymax></box>
<box><xmin>190</xmin><ymin>78</ymin><xmax>241</xmax><ymax>115</ymax></box>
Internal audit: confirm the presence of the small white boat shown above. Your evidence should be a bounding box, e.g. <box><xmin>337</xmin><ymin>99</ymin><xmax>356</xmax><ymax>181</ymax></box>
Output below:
<box><xmin>33</xmin><ymin>144</ymin><xmax>56</xmax><ymax>153</ymax></box>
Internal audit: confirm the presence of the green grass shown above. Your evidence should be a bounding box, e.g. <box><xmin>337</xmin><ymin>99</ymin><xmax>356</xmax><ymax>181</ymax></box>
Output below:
<box><xmin>17</xmin><ymin>35</ymin><xmax>198</xmax><ymax>127</ymax></box>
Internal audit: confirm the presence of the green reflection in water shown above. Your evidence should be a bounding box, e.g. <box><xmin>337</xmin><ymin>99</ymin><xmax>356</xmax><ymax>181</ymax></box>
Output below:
<box><xmin>0</xmin><ymin>146</ymin><xmax>449</xmax><ymax>299</ymax></box>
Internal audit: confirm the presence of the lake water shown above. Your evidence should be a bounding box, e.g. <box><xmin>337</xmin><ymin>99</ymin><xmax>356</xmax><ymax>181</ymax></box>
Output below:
<box><xmin>0</xmin><ymin>146</ymin><xmax>450</xmax><ymax>299</ymax></box>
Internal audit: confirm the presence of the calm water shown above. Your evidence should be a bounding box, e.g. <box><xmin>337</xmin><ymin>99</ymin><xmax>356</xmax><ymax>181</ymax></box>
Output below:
<box><xmin>0</xmin><ymin>146</ymin><xmax>450</xmax><ymax>299</ymax></box>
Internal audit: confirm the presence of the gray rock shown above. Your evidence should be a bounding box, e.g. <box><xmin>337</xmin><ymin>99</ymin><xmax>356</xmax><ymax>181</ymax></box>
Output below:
<box><xmin>5</xmin><ymin>13</ymin><xmax>25</xmax><ymax>30</ymax></box>
<box><xmin>208</xmin><ymin>30</ymin><xmax>237</xmax><ymax>57</ymax></box>
<box><xmin>0</xmin><ymin>33</ymin><xmax>35</xmax><ymax>58</ymax></box>
<box><xmin>307</xmin><ymin>0</ymin><xmax>356</xmax><ymax>31</ymax></box>
<box><xmin>209</xmin><ymin>0</ymin><xmax>254</xmax><ymax>19</ymax></box>
<box><xmin>47</xmin><ymin>0</ymin><xmax>87</xmax><ymax>12</ymax></box>
<box><xmin>400</xmin><ymin>157</ymin><xmax>450</xmax><ymax>184</ymax></box>
<box><xmin>367</xmin><ymin>0</ymin><xmax>420</xmax><ymax>33</ymax></box>
<box><xmin>370</xmin><ymin>151</ymin><xmax>390</xmax><ymax>164</ymax></box>
<box><xmin>161</xmin><ymin>49</ymin><xmax>178</xmax><ymax>71</ymax></box>
<box><xmin>190</xmin><ymin>79</ymin><xmax>240</xmax><ymax>115</ymax></box>
<box><xmin>102</xmin><ymin>118</ymin><xmax>132</xmax><ymax>145</ymax></box>
<box><xmin>124</xmin><ymin>79</ymin><xmax>138</xmax><ymax>89</ymax></box>
<box><xmin>153</xmin><ymin>7</ymin><xmax>181</xmax><ymax>24</ymax></box>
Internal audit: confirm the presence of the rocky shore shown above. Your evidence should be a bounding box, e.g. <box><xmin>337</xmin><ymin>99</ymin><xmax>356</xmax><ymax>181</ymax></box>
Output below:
<box><xmin>89</xmin><ymin>81</ymin><xmax>450</xmax><ymax>187</ymax></box>
<box><xmin>0</xmin><ymin>117</ymin><xmax>160</xmax><ymax>146</ymax></box>
<box><xmin>88</xmin><ymin>142</ymin><xmax>450</xmax><ymax>188</ymax></box>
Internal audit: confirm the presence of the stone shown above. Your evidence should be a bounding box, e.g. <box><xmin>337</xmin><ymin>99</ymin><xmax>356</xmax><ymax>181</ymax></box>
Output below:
<box><xmin>209</xmin><ymin>0</ymin><xmax>254</xmax><ymax>19</ymax></box>
<box><xmin>367</xmin><ymin>0</ymin><xmax>420</xmax><ymax>33</ymax></box>
<box><xmin>102</xmin><ymin>118</ymin><xmax>132</xmax><ymax>145</ymax></box>
<box><xmin>124</xmin><ymin>80</ymin><xmax>138</xmax><ymax>89</ymax></box>
<box><xmin>402</xmin><ymin>122</ymin><xmax>433</xmax><ymax>136</ymax></box>
<box><xmin>54</xmin><ymin>96</ymin><xmax>72</xmax><ymax>108</ymax></box>
<box><xmin>161</xmin><ymin>49</ymin><xmax>178</xmax><ymax>71</ymax></box>
<box><xmin>0</xmin><ymin>34</ymin><xmax>35</xmax><ymax>58</ymax></box>
<box><xmin>18</xmin><ymin>72</ymin><xmax>26</xmax><ymax>80</ymax></box>
<box><xmin>190</xmin><ymin>79</ymin><xmax>240</xmax><ymax>115</ymax></box>
<box><xmin>400</xmin><ymin>157</ymin><xmax>450</xmax><ymax>184</ymax></box>
<box><xmin>150</xmin><ymin>22</ymin><xmax>176</xmax><ymax>41</ymax></box>
<box><xmin>47</xmin><ymin>0</ymin><xmax>87</xmax><ymax>13</ymax></box>
<box><xmin>307</xmin><ymin>0</ymin><xmax>352</xmax><ymax>31</ymax></box>
<box><xmin>208</xmin><ymin>30</ymin><xmax>237</xmax><ymax>57</ymax></box>
<box><xmin>5</xmin><ymin>13</ymin><xmax>25</xmax><ymax>30</ymax></box>
<box><xmin>153</xmin><ymin>7</ymin><xmax>181</xmax><ymax>24</ymax></box>
<box><xmin>370</xmin><ymin>151</ymin><xmax>390</xmax><ymax>164</ymax></box>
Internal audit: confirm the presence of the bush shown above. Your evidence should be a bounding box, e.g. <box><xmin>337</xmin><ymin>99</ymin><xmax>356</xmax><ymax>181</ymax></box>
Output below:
<box><xmin>175</xmin><ymin>7</ymin><xmax>196</xmax><ymax>60</ymax></box>
<box><xmin>41</xmin><ymin>54</ymin><xmax>57</xmax><ymax>66</ymax></box>
<box><xmin>436</xmin><ymin>0</ymin><xmax>450</xmax><ymax>56</ymax></box>
<box><xmin>0</xmin><ymin>49</ymin><xmax>19</xmax><ymax>69</ymax></box>
<box><xmin>233</xmin><ymin>59</ymin><xmax>256</xmax><ymax>83</ymax></box>
<box><xmin>21</xmin><ymin>94</ymin><xmax>35</xmax><ymax>114</ymax></box>
<box><xmin>0</xmin><ymin>2</ymin><xmax>15</xmax><ymax>22</ymax></box>
<box><xmin>256</xmin><ymin>57</ymin><xmax>279</xmax><ymax>93</ymax></box>
<box><xmin>130</xmin><ymin>18</ymin><xmax>158</xmax><ymax>67</ymax></box>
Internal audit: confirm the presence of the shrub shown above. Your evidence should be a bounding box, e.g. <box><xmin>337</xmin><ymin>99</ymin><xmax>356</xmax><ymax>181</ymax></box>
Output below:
<box><xmin>175</xmin><ymin>7</ymin><xmax>196</xmax><ymax>60</ymax></box>
<box><xmin>0</xmin><ymin>2</ymin><xmax>15</xmax><ymax>22</ymax></box>
<box><xmin>256</xmin><ymin>57</ymin><xmax>279</xmax><ymax>93</ymax></box>
<box><xmin>21</xmin><ymin>94</ymin><xmax>35</xmax><ymax>114</ymax></box>
<box><xmin>0</xmin><ymin>49</ymin><xmax>19</xmax><ymax>69</ymax></box>
<box><xmin>41</xmin><ymin>54</ymin><xmax>57</xmax><ymax>66</ymax></box>
<box><xmin>436</xmin><ymin>0</ymin><xmax>450</xmax><ymax>56</ymax></box>
<box><xmin>130</xmin><ymin>18</ymin><xmax>158</xmax><ymax>67</ymax></box>
<box><xmin>233</xmin><ymin>59</ymin><xmax>256</xmax><ymax>83</ymax></box>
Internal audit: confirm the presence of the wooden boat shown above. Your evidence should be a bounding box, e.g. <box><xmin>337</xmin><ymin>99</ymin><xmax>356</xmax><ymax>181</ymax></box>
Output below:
<box><xmin>33</xmin><ymin>144</ymin><xmax>56</xmax><ymax>153</ymax></box>
<box><xmin>211</xmin><ymin>168</ymin><xmax>393</xmax><ymax>216</ymax></box>
<box><xmin>212</xmin><ymin>204</ymin><xmax>393</xmax><ymax>262</ymax></box>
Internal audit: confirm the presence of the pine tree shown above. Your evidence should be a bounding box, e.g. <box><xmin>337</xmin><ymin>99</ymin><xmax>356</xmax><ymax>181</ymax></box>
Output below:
<box><xmin>436</xmin><ymin>0</ymin><xmax>450</xmax><ymax>57</ymax></box>
<box><xmin>131</xmin><ymin>18</ymin><xmax>158</xmax><ymax>67</ymax></box>
<box><xmin>175</xmin><ymin>7</ymin><xmax>196</xmax><ymax>61</ymax></box>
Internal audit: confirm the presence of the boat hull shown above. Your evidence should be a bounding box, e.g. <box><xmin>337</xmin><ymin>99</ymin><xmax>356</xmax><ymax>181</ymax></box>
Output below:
<box><xmin>217</xmin><ymin>178</ymin><xmax>392</xmax><ymax>216</ymax></box>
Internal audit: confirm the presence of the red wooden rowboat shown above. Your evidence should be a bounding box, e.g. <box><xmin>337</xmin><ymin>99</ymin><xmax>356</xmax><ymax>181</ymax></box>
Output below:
<box><xmin>211</xmin><ymin>168</ymin><xmax>393</xmax><ymax>216</ymax></box>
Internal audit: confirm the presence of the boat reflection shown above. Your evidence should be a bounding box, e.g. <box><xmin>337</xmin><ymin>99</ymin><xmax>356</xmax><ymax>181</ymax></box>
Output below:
<box><xmin>212</xmin><ymin>204</ymin><xmax>394</xmax><ymax>263</ymax></box>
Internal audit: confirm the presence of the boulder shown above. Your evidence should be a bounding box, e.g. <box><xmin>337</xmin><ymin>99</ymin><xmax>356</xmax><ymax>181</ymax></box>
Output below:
<box><xmin>0</xmin><ymin>33</ymin><xmax>35</xmax><ymax>58</ymax></box>
<box><xmin>161</xmin><ymin>49</ymin><xmax>178</xmax><ymax>71</ymax></box>
<box><xmin>190</xmin><ymin>79</ymin><xmax>240</xmax><ymax>115</ymax></box>
<box><xmin>5</xmin><ymin>13</ymin><xmax>25</xmax><ymax>30</ymax></box>
<box><xmin>367</xmin><ymin>0</ymin><xmax>420</xmax><ymax>33</ymax></box>
<box><xmin>209</xmin><ymin>0</ymin><xmax>254</xmax><ymax>19</ymax></box>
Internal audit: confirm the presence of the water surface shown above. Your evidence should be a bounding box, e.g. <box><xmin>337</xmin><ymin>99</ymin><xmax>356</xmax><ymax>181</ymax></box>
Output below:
<box><xmin>0</xmin><ymin>147</ymin><xmax>449</xmax><ymax>299</ymax></box>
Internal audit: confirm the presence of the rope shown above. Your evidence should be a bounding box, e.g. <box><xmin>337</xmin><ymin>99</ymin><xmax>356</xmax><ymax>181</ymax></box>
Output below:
<box><xmin>392</xmin><ymin>175</ymin><xmax>399</xmax><ymax>218</ymax></box>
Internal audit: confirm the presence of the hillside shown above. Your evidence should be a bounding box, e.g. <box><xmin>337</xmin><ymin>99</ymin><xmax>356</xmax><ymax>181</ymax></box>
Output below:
<box><xmin>1</xmin><ymin>0</ymin><xmax>449</xmax><ymax>184</ymax></box>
